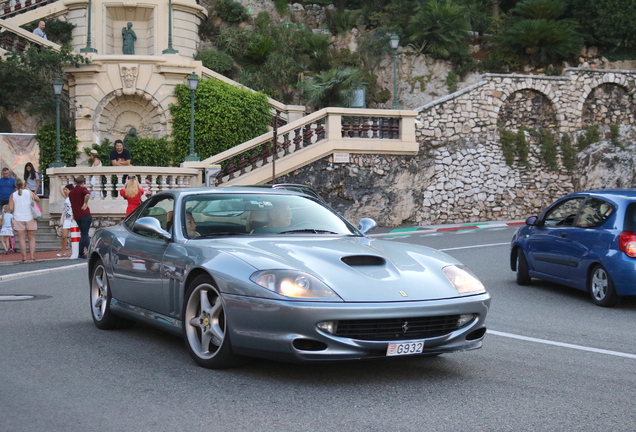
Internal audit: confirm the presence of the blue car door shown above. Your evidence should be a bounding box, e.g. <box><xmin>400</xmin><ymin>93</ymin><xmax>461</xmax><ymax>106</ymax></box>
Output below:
<box><xmin>526</xmin><ymin>197</ymin><xmax>585</xmax><ymax>280</ymax></box>
<box><xmin>562</xmin><ymin>198</ymin><xmax>616</xmax><ymax>288</ymax></box>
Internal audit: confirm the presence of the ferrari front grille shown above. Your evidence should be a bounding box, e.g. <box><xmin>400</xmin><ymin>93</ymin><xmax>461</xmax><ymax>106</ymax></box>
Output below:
<box><xmin>335</xmin><ymin>315</ymin><xmax>464</xmax><ymax>341</ymax></box>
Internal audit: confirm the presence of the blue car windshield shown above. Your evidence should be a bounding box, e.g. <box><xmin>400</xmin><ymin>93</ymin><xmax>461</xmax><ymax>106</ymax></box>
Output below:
<box><xmin>182</xmin><ymin>193</ymin><xmax>359</xmax><ymax>238</ymax></box>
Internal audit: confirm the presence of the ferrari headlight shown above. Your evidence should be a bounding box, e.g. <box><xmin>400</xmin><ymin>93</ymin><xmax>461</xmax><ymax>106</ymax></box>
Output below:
<box><xmin>442</xmin><ymin>265</ymin><xmax>486</xmax><ymax>295</ymax></box>
<box><xmin>251</xmin><ymin>270</ymin><xmax>342</xmax><ymax>300</ymax></box>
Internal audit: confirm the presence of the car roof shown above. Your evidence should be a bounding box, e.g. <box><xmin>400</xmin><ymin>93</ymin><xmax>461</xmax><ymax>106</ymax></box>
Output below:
<box><xmin>162</xmin><ymin>186</ymin><xmax>311</xmax><ymax>198</ymax></box>
<box><xmin>567</xmin><ymin>190</ymin><xmax>636</xmax><ymax>202</ymax></box>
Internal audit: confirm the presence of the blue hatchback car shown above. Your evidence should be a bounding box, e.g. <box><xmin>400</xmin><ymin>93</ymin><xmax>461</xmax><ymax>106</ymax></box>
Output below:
<box><xmin>510</xmin><ymin>190</ymin><xmax>636</xmax><ymax>307</ymax></box>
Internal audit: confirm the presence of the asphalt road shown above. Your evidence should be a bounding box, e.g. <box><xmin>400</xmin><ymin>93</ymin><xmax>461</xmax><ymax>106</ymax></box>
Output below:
<box><xmin>1</xmin><ymin>226</ymin><xmax>635</xmax><ymax>431</ymax></box>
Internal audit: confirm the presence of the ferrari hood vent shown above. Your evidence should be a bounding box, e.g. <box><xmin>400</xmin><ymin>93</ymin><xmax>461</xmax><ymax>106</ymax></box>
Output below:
<box><xmin>341</xmin><ymin>255</ymin><xmax>386</xmax><ymax>266</ymax></box>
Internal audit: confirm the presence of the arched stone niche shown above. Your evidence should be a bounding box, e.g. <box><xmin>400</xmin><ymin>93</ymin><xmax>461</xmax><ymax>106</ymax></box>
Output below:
<box><xmin>94</xmin><ymin>90</ymin><xmax>167</xmax><ymax>144</ymax></box>
<box><xmin>582</xmin><ymin>83</ymin><xmax>634</xmax><ymax>126</ymax></box>
<box><xmin>497</xmin><ymin>89</ymin><xmax>557</xmax><ymax>130</ymax></box>
<box><xmin>105</xmin><ymin>6</ymin><xmax>155</xmax><ymax>55</ymax></box>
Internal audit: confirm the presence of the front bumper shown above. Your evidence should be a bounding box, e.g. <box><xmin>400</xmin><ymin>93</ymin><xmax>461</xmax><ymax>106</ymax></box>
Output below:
<box><xmin>224</xmin><ymin>293</ymin><xmax>491</xmax><ymax>362</ymax></box>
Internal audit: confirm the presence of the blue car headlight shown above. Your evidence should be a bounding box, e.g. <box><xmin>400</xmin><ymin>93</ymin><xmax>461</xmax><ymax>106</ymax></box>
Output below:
<box><xmin>250</xmin><ymin>270</ymin><xmax>343</xmax><ymax>300</ymax></box>
<box><xmin>442</xmin><ymin>265</ymin><xmax>486</xmax><ymax>295</ymax></box>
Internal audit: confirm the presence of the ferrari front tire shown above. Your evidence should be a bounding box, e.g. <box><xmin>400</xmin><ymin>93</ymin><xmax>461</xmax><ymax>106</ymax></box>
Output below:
<box><xmin>183</xmin><ymin>275</ymin><xmax>237</xmax><ymax>369</ymax></box>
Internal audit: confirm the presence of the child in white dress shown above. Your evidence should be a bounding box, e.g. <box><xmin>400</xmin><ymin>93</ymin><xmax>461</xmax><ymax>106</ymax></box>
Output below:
<box><xmin>0</xmin><ymin>204</ymin><xmax>14</xmax><ymax>254</ymax></box>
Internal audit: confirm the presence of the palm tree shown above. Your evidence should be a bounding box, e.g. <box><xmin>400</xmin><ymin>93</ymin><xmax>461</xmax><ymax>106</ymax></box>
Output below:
<box><xmin>407</xmin><ymin>0</ymin><xmax>471</xmax><ymax>59</ymax></box>
<box><xmin>301</xmin><ymin>67</ymin><xmax>365</xmax><ymax>109</ymax></box>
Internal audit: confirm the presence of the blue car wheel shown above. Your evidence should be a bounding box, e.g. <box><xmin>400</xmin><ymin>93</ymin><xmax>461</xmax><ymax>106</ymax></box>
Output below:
<box><xmin>589</xmin><ymin>265</ymin><xmax>619</xmax><ymax>307</ymax></box>
<box><xmin>516</xmin><ymin>249</ymin><xmax>531</xmax><ymax>286</ymax></box>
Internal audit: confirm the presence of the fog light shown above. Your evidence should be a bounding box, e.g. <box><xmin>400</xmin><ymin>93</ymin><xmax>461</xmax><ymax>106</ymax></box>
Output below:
<box><xmin>457</xmin><ymin>314</ymin><xmax>475</xmax><ymax>327</ymax></box>
<box><xmin>317</xmin><ymin>321</ymin><xmax>338</xmax><ymax>335</ymax></box>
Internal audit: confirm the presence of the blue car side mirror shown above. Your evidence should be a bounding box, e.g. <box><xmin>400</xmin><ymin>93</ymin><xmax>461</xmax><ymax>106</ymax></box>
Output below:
<box><xmin>526</xmin><ymin>216</ymin><xmax>538</xmax><ymax>226</ymax></box>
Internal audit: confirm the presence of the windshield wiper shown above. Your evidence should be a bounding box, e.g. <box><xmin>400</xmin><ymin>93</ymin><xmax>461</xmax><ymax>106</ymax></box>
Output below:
<box><xmin>278</xmin><ymin>229</ymin><xmax>339</xmax><ymax>234</ymax></box>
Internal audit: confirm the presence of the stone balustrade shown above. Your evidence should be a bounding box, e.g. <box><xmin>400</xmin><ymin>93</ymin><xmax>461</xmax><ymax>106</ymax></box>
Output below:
<box><xmin>46</xmin><ymin>166</ymin><xmax>201</xmax><ymax>218</ymax></box>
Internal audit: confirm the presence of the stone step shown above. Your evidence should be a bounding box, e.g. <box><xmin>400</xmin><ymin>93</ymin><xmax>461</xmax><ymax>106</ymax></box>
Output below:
<box><xmin>10</xmin><ymin>218</ymin><xmax>65</xmax><ymax>252</ymax></box>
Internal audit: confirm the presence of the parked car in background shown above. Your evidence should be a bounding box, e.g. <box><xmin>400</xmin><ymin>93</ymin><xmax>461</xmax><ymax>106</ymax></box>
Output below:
<box><xmin>510</xmin><ymin>190</ymin><xmax>636</xmax><ymax>307</ymax></box>
<box><xmin>88</xmin><ymin>187</ymin><xmax>490</xmax><ymax>368</ymax></box>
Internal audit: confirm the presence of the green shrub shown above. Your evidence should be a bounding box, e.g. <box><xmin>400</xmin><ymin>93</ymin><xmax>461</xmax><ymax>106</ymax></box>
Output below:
<box><xmin>500</xmin><ymin>129</ymin><xmax>516</xmax><ymax>166</ymax></box>
<box><xmin>560</xmin><ymin>133</ymin><xmax>576</xmax><ymax>171</ymax></box>
<box><xmin>577</xmin><ymin>124</ymin><xmax>600</xmax><ymax>150</ymax></box>
<box><xmin>274</xmin><ymin>0</ymin><xmax>288</xmax><ymax>15</ymax></box>
<box><xmin>515</xmin><ymin>129</ymin><xmax>529</xmax><ymax>166</ymax></box>
<box><xmin>331</xmin><ymin>9</ymin><xmax>360</xmax><ymax>35</ymax></box>
<box><xmin>610</xmin><ymin>124</ymin><xmax>623</xmax><ymax>149</ymax></box>
<box><xmin>212</xmin><ymin>0</ymin><xmax>248</xmax><ymax>24</ymax></box>
<box><xmin>196</xmin><ymin>49</ymin><xmax>236</xmax><ymax>78</ymax></box>
<box><xmin>445</xmin><ymin>71</ymin><xmax>459</xmax><ymax>93</ymax></box>
<box><xmin>169</xmin><ymin>78</ymin><xmax>272</xmax><ymax>164</ymax></box>
<box><xmin>35</xmin><ymin>123</ymin><xmax>80</xmax><ymax>178</ymax></box>
<box><xmin>536</xmin><ymin>128</ymin><xmax>558</xmax><ymax>170</ymax></box>
<box><xmin>124</xmin><ymin>138</ymin><xmax>173</xmax><ymax>167</ymax></box>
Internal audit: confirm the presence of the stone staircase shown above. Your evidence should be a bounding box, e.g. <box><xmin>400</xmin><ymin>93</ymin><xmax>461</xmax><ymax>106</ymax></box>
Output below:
<box><xmin>12</xmin><ymin>218</ymin><xmax>61</xmax><ymax>252</ymax></box>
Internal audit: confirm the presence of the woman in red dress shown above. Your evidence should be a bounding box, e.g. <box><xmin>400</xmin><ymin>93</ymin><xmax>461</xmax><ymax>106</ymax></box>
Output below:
<box><xmin>119</xmin><ymin>175</ymin><xmax>144</xmax><ymax>216</ymax></box>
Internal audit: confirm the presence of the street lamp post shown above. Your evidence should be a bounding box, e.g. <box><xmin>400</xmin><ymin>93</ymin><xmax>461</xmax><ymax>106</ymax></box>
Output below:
<box><xmin>162</xmin><ymin>0</ymin><xmax>179</xmax><ymax>54</ymax></box>
<box><xmin>184</xmin><ymin>72</ymin><xmax>200</xmax><ymax>162</ymax></box>
<box><xmin>50</xmin><ymin>78</ymin><xmax>66</xmax><ymax>168</ymax></box>
<box><xmin>390</xmin><ymin>33</ymin><xmax>400</xmax><ymax>110</ymax></box>
<box><xmin>80</xmin><ymin>0</ymin><xmax>98</xmax><ymax>53</ymax></box>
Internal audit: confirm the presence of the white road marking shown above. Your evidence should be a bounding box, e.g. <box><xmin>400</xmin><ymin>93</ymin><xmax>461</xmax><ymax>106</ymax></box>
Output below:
<box><xmin>439</xmin><ymin>242</ymin><xmax>509</xmax><ymax>251</ymax></box>
<box><xmin>0</xmin><ymin>263</ymin><xmax>86</xmax><ymax>282</ymax></box>
<box><xmin>489</xmin><ymin>330</ymin><xmax>636</xmax><ymax>359</ymax></box>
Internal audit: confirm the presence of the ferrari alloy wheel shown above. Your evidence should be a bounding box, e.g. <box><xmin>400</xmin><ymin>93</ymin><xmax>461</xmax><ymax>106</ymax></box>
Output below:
<box><xmin>183</xmin><ymin>275</ymin><xmax>236</xmax><ymax>368</ymax></box>
<box><xmin>589</xmin><ymin>265</ymin><xmax>619</xmax><ymax>307</ymax></box>
<box><xmin>90</xmin><ymin>260</ymin><xmax>124</xmax><ymax>329</ymax></box>
<box><xmin>516</xmin><ymin>249</ymin><xmax>531</xmax><ymax>286</ymax></box>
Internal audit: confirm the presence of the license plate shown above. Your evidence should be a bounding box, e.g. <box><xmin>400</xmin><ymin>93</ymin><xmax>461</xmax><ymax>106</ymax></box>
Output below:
<box><xmin>386</xmin><ymin>340</ymin><xmax>425</xmax><ymax>356</ymax></box>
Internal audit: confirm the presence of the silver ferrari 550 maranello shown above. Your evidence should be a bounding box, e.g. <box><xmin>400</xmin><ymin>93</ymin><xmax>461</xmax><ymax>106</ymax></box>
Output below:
<box><xmin>88</xmin><ymin>186</ymin><xmax>490</xmax><ymax>368</ymax></box>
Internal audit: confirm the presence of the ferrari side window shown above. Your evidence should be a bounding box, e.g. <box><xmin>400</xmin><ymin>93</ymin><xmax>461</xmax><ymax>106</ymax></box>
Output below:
<box><xmin>133</xmin><ymin>197</ymin><xmax>174</xmax><ymax>238</ymax></box>
<box><xmin>543</xmin><ymin>197</ymin><xmax>585</xmax><ymax>227</ymax></box>
<box><xmin>576</xmin><ymin>198</ymin><xmax>614</xmax><ymax>228</ymax></box>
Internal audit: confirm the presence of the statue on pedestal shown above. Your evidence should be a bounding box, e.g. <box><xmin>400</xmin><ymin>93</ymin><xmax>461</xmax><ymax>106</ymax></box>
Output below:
<box><xmin>122</xmin><ymin>22</ymin><xmax>137</xmax><ymax>55</ymax></box>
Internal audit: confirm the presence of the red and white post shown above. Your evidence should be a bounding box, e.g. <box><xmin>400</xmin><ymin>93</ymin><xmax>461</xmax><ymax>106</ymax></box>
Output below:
<box><xmin>69</xmin><ymin>221</ymin><xmax>80</xmax><ymax>259</ymax></box>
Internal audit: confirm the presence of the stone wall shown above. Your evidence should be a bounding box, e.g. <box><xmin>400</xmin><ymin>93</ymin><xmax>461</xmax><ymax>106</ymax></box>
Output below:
<box><xmin>278</xmin><ymin>69</ymin><xmax>636</xmax><ymax>227</ymax></box>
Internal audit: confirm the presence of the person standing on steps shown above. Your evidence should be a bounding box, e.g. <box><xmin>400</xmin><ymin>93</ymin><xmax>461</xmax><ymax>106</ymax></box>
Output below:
<box><xmin>8</xmin><ymin>179</ymin><xmax>39</xmax><ymax>263</ymax></box>
<box><xmin>68</xmin><ymin>176</ymin><xmax>92</xmax><ymax>259</ymax></box>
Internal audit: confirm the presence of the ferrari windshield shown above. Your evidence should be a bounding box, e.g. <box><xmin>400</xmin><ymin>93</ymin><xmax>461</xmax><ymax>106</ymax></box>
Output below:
<box><xmin>182</xmin><ymin>193</ymin><xmax>359</xmax><ymax>239</ymax></box>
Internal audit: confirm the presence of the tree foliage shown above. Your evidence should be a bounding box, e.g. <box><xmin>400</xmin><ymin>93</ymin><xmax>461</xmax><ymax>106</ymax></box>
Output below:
<box><xmin>407</xmin><ymin>0</ymin><xmax>471</xmax><ymax>59</ymax></box>
<box><xmin>169</xmin><ymin>79</ymin><xmax>272</xmax><ymax>164</ymax></box>
<box><xmin>35</xmin><ymin>123</ymin><xmax>80</xmax><ymax>176</ymax></box>
<box><xmin>301</xmin><ymin>67</ymin><xmax>365</xmax><ymax>109</ymax></box>
<box><xmin>195</xmin><ymin>49</ymin><xmax>236</xmax><ymax>78</ymax></box>
<box><xmin>0</xmin><ymin>46</ymin><xmax>88</xmax><ymax>122</ymax></box>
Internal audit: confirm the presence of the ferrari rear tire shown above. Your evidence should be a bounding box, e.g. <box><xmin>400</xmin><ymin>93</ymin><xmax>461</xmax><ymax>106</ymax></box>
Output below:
<box><xmin>90</xmin><ymin>259</ymin><xmax>132</xmax><ymax>329</ymax></box>
<box><xmin>183</xmin><ymin>275</ymin><xmax>237</xmax><ymax>369</ymax></box>
<box><xmin>516</xmin><ymin>249</ymin><xmax>532</xmax><ymax>286</ymax></box>
<box><xmin>589</xmin><ymin>265</ymin><xmax>619</xmax><ymax>307</ymax></box>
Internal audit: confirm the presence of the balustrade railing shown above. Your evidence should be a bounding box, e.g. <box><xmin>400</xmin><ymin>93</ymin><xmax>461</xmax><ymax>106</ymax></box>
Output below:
<box><xmin>1</xmin><ymin>0</ymin><xmax>52</xmax><ymax>18</ymax></box>
<box><xmin>46</xmin><ymin>166</ymin><xmax>202</xmax><ymax>215</ymax></box>
<box><xmin>187</xmin><ymin>108</ymin><xmax>413</xmax><ymax>186</ymax></box>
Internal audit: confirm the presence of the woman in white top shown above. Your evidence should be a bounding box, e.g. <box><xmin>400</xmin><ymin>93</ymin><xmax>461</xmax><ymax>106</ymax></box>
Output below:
<box><xmin>90</xmin><ymin>149</ymin><xmax>103</xmax><ymax>198</ymax></box>
<box><xmin>58</xmin><ymin>184</ymin><xmax>75</xmax><ymax>257</ymax></box>
<box><xmin>9</xmin><ymin>179</ymin><xmax>40</xmax><ymax>263</ymax></box>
